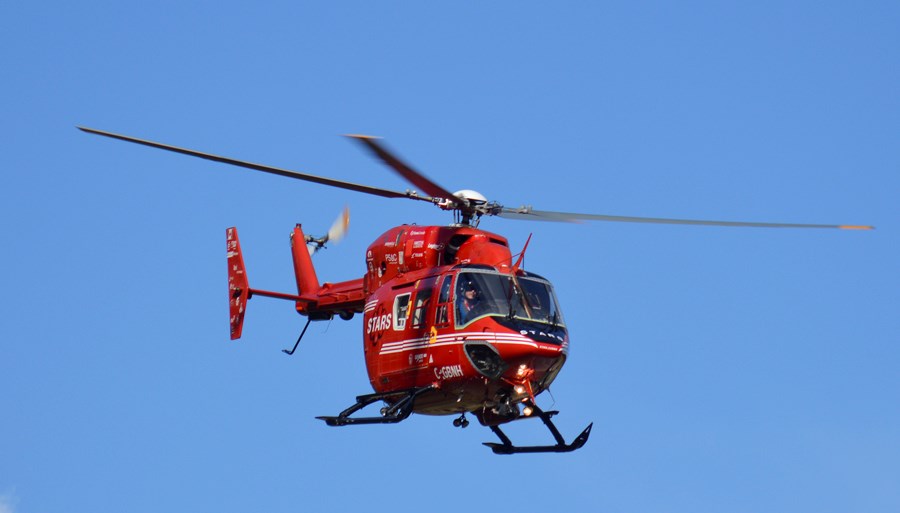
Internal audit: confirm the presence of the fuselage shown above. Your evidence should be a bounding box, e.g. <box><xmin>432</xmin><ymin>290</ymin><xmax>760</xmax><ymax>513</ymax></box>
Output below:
<box><xmin>360</xmin><ymin>225</ymin><xmax>569</xmax><ymax>422</ymax></box>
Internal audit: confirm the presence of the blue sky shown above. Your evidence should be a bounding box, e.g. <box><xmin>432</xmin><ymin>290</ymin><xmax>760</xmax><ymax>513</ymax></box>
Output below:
<box><xmin>2</xmin><ymin>2</ymin><xmax>898</xmax><ymax>512</ymax></box>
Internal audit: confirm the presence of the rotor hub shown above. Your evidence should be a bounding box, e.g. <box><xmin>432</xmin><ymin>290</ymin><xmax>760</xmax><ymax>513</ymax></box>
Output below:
<box><xmin>453</xmin><ymin>189</ymin><xmax>487</xmax><ymax>205</ymax></box>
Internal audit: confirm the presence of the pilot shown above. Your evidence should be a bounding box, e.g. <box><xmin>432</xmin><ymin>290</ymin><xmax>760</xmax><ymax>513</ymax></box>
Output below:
<box><xmin>458</xmin><ymin>279</ymin><xmax>481</xmax><ymax>322</ymax></box>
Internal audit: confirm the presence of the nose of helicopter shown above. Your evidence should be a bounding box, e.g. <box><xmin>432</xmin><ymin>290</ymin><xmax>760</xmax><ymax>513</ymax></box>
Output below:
<box><xmin>501</xmin><ymin>336</ymin><xmax>567</xmax><ymax>360</ymax></box>
<box><xmin>504</xmin><ymin>345</ymin><xmax>566</xmax><ymax>378</ymax></box>
<box><xmin>463</xmin><ymin>329</ymin><xmax>566</xmax><ymax>382</ymax></box>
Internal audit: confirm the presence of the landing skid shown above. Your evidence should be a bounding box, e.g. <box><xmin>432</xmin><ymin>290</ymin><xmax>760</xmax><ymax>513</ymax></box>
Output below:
<box><xmin>316</xmin><ymin>386</ymin><xmax>435</xmax><ymax>426</ymax></box>
<box><xmin>483</xmin><ymin>402</ymin><xmax>593</xmax><ymax>455</ymax></box>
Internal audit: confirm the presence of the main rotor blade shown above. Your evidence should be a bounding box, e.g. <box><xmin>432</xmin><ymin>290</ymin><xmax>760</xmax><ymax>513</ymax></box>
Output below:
<box><xmin>78</xmin><ymin>127</ymin><xmax>435</xmax><ymax>203</ymax></box>
<box><xmin>499</xmin><ymin>207</ymin><xmax>873</xmax><ymax>230</ymax></box>
<box><xmin>345</xmin><ymin>135</ymin><xmax>466</xmax><ymax>208</ymax></box>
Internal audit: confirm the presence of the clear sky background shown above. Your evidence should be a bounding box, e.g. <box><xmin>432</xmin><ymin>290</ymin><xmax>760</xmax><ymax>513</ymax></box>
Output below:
<box><xmin>2</xmin><ymin>2</ymin><xmax>898</xmax><ymax>512</ymax></box>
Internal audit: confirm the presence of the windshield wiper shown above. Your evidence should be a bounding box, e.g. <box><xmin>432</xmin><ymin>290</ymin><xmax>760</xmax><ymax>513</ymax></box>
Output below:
<box><xmin>509</xmin><ymin>275</ymin><xmax>534</xmax><ymax>320</ymax></box>
<box><xmin>550</xmin><ymin>310</ymin><xmax>561</xmax><ymax>328</ymax></box>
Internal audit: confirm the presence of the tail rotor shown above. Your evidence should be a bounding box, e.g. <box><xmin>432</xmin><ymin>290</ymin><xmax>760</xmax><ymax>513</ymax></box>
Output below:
<box><xmin>306</xmin><ymin>206</ymin><xmax>350</xmax><ymax>255</ymax></box>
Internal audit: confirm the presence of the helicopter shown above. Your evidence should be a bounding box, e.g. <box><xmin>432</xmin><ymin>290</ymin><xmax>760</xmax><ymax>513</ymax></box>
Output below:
<box><xmin>78</xmin><ymin>126</ymin><xmax>872</xmax><ymax>454</ymax></box>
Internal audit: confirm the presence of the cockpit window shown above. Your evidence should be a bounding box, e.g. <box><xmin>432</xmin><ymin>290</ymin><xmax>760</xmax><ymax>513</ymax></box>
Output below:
<box><xmin>455</xmin><ymin>270</ymin><xmax>564</xmax><ymax>327</ymax></box>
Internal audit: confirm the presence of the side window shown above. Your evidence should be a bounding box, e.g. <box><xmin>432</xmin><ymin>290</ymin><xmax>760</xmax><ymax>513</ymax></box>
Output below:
<box><xmin>439</xmin><ymin>276</ymin><xmax>452</xmax><ymax>303</ymax></box>
<box><xmin>411</xmin><ymin>288</ymin><xmax>433</xmax><ymax>328</ymax></box>
<box><xmin>394</xmin><ymin>293</ymin><xmax>411</xmax><ymax>330</ymax></box>
<box><xmin>435</xmin><ymin>275</ymin><xmax>453</xmax><ymax>326</ymax></box>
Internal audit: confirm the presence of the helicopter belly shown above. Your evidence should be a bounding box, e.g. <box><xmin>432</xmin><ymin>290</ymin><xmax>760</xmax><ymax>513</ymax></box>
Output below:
<box><xmin>411</xmin><ymin>351</ymin><xmax>567</xmax><ymax>416</ymax></box>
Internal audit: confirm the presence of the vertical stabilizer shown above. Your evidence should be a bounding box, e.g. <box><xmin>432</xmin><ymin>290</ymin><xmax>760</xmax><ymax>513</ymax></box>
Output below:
<box><xmin>291</xmin><ymin>225</ymin><xmax>321</xmax><ymax>297</ymax></box>
<box><xmin>226</xmin><ymin>227</ymin><xmax>250</xmax><ymax>340</ymax></box>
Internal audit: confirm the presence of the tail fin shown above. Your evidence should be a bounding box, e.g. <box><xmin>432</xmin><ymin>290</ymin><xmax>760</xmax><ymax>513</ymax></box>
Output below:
<box><xmin>226</xmin><ymin>227</ymin><xmax>250</xmax><ymax>340</ymax></box>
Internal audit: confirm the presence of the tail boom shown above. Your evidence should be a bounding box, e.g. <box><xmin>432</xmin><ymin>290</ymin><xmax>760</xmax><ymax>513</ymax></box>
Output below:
<box><xmin>226</xmin><ymin>226</ymin><xmax>366</xmax><ymax>340</ymax></box>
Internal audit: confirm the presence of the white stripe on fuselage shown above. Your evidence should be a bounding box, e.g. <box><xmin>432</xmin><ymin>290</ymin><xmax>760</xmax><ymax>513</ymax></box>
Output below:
<box><xmin>377</xmin><ymin>331</ymin><xmax>567</xmax><ymax>355</ymax></box>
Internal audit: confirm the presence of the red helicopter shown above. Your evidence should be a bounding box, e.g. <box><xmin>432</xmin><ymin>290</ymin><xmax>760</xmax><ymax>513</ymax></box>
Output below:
<box><xmin>79</xmin><ymin>127</ymin><xmax>872</xmax><ymax>454</ymax></box>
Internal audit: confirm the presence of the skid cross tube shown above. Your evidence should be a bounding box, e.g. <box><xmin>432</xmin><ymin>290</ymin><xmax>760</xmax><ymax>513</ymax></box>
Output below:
<box><xmin>317</xmin><ymin>386</ymin><xmax>435</xmax><ymax>426</ymax></box>
<box><xmin>482</xmin><ymin>402</ymin><xmax>593</xmax><ymax>454</ymax></box>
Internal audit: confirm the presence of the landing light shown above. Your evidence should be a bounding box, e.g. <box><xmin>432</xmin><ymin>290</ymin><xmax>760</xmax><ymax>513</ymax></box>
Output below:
<box><xmin>514</xmin><ymin>385</ymin><xmax>526</xmax><ymax>395</ymax></box>
<box><xmin>522</xmin><ymin>406</ymin><xmax>534</xmax><ymax>417</ymax></box>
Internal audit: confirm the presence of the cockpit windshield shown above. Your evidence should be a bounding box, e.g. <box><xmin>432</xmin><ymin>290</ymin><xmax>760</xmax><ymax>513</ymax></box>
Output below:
<box><xmin>455</xmin><ymin>269</ymin><xmax>564</xmax><ymax>327</ymax></box>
